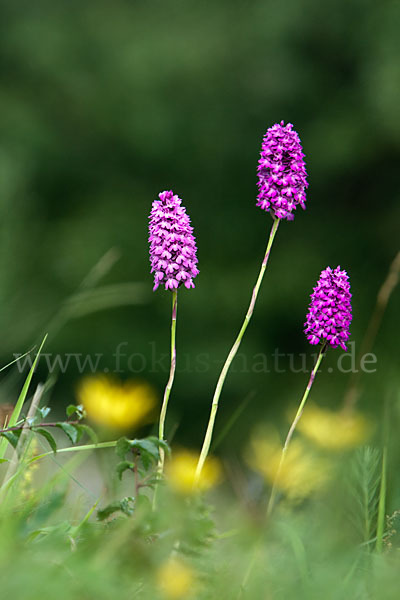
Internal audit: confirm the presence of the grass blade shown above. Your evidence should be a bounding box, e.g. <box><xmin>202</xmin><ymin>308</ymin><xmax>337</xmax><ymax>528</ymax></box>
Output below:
<box><xmin>376</xmin><ymin>446</ymin><xmax>387</xmax><ymax>553</ymax></box>
<box><xmin>0</xmin><ymin>334</ymin><xmax>47</xmax><ymax>460</ymax></box>
<box><xmin>0</xmin><ymin>347</ymin><xmax>35</xmax><ymax>373</ymax></box>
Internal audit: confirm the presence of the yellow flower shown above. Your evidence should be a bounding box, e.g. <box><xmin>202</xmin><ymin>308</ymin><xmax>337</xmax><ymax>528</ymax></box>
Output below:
<box><xmin>157</xmin><ymin>558</ymin><xmax>195</xmax><ymax>599</ymax></box>
<box><xmin>245</xmin><ymin>428</ymin><xmax>329</xmax><ymax>501</ymax></box>
<box><xmin>77</xmin><ymin>375</ymin><xmax>157</xmax><ymax>430</ymax></box>
<box><xmin>294</xmin><ymin>404</ymin><xmax>372</xmax><ymax>451</ymax></box>
<box><xmin>166</xmin><ymin>449</ymin><xmax>222</xmax><ymax>495</ymax></box>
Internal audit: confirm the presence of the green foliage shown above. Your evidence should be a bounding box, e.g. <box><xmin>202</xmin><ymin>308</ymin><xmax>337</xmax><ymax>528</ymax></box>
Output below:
<box><xmin>0</xmin><ymin>430</ymin><xmax>21</xmax><ymax>449</ymax></box>
<box><xmin>97</xmin><ymin>497</ymin><xmax>135</xmax><ymax>521</ymax></box>
<box><xmin>0</xmin><ymin>397</ymin><xmax>99</xmax><ymax>457</ymax></box>
<box><xmin>0</xmin><ymin>2</ymin><xmax>399</xmax><ymax>598</ymax></box>
<box><xmin>55</xmin><ymin>422</ymin><xmax>79</xmax><ymax>444</ymax></box>
<box><xmin>33</xmin><ymin>428</ymin><xmax>57</xmax><ymax>453</ymax></box>
<box><xmin>116</xmin><ymin>460</ymin><xmax>134</xmax><ymax>481</ymax></box>
<box><xmin>116</xmin><ymin>436</ymin><xmax>169</xmax><ymax>470</ymax></box>
<box><xmin>0</xmin><ymin>335</ymin><xmax>47</xmax><ymax>460</ymax></box>
<box><xmin>74</xmin><ymin>423</ymin><xmax>98</xmax><ymax>444</ymax></box>
<box><xmin>66</xmin><ymin>404</ymin><xmax>86</xmax><ymax>419</ymax></box>
<box><xmin>347</xmin><ymin>447</ymin><xmax>381</xmax><ymax>545</ymax></box>
<box><xmin>0</xmin><ymin>0</ymin><xmax>398</xmax><ymax>438</ymax></box>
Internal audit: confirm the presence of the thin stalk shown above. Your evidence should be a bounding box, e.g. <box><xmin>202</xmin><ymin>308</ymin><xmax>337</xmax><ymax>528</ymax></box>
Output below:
<box><xmin>70</xmin><ymin>499</ymin><xmax>99</xmax><ymax>538</ymax></box>
<box><xmin>158</xmin><ymin>289</ymin><xmax>178</xmax><ymax>472</ymax></box>
<box><xmin>3</xmin><ymin>383</ymin><xmax>44</xmax><ymax>485</ymax></box>
<box><xmin>133</xmin><ymin>452</ymin><xmax>140</xmax><ymax>499</ymax></box>
<box><xmin>376</xmin><ymin>397</ymin><xmax>389</xmax><ymax>553</ymax></box>
<box><xmin>376</xmin><ymin>446</ymin><xmax>387</xmax><ymax>553</ymax></box>
<box><xmin>0</xmin><ymin>347</ymin><xmax>36</xmax><ymax>373</ymax></box>
<box><xmin>363</xmin><ymin>471</ymin><xmax>371</xmax><ymax>545</ymax></box>
<box><xmin>152</xmin><ymin>290</ymin><xmax>178</xmax><ymax>509</ymax></box>
<box><xmin>0</xmin><ymin>419</ymin><xmax>79</xmax><ymax>434</ymax></box>
<box><xmin>0</xmin><ymin>440</ymin><xmax>118</xmax><ymax>497</ymax></box>
<box><xmin>0</xmin><ymin>334</ymin><xmax>47</xmax><ymax>461</ymax></box>
<box><xmin>196</xmin><ymin>217</ymin><xmax>280</xmax><ymax>483</ymax></box>
<box><xmin>267</xmin><ymin>343</ymin><xmax>327</xmax><ymax>516</ymax></box>
<box><xmin>29</xmin><ymin>440</ymin><xmax>118</xmax><ymax>463</ymax></box>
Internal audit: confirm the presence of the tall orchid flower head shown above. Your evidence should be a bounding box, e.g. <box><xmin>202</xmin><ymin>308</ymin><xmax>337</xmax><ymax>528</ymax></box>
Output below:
<box><xmin>304</xmin><ymin>266</ymin><xmax>352</xmax><ymax>351</ymax></box>
<box><xmin>149</xmin><ymin>190</ymin><xmax>199</xmax><ymax>291</ymax></box>
<box><xmin>257</xmin><ymin>121</ymin><xmax>308</xmax><ymax>220</ymax></box>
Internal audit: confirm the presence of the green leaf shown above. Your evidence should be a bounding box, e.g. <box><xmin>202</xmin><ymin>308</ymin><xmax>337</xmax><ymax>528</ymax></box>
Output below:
<box><xmin>66</xmin><ymin>405</ymin><xmax>78</xmax><ymax>418</ymax></box>
<box><xmin>0</xmin><ymin>431</ymin><xmax>21</xmax><ymax>449</ymax></box>
<box><xmin>75</xmin><ymin>426</ymin><xmax>84</xmax><ymax>443</ymax></box>
<box><xmin>0</xmin><ymin>334</ymin><xmax>48</xmax><ymax>460</ymax></box>
<box><xmin>131</xmin><ymin>439</ymin><xmax>160</xmax><ymax>462</ymax></box>
<box><xmin>116</xmin><ymin>461</ymin><xmax>134</xmax><ymax>480</ymax></box>
<box><xmin>147</xmin><ymin>435</ymin><xmax>170</xmax><ymax>451</ymax></box>
<box><xmin>97</xmin><ymin>502</ymin><xmax>124</xmax><ymax>521</ymax></box>
<box><xmin>66</xmin><ymin>404</ymin><xmax>85</xmax><ymax>419</ymax></box>
<box><xmin>140</xmin><ymin>451</ymin><xmax>152</xmax><ymax>471</ymax></box>
<box><xmin>34</xmin><ymin>428</ymin><xmax>57</xmax><ymax>453</ymax></box>
<box><xmin>119</xmin><ymin>496</ymin><xmax>135</xmax><ymax>516</ymax></box>
<box><xmin>115</xmin><ymin>437</ymin><xmax>165</xmax><ymax>470</ymax></box>
<box><xmin>26</xmin><ymin>521</ymin><xmax>71</xmax><ymax>542</ymax></box>
<box><xmin>56</xmin><ymin>422</ymin><xmax>79</xmax><ymax>444</ymax></box>
<box><xmin>116</xmin><ymin>437</ymin><xmax>133</xmax><ymax>459</ymax></box>
<box><xmin>97</xmin><ymin>497</ymin><xmax>135</xmax><ymax>521</ymax></box>
<box><xmin>75</xmin><ymin>424</ymin><xmax>98</xmax><ymax>444</ymax></box>
<box><xmin>144</xmin><ymin>435</ymin><xmax>170</xmax><ymax>457</ymax></box>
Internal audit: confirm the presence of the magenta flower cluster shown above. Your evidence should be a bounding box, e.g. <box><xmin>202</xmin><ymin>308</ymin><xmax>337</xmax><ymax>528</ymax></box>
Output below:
<box><xmin>149</xmin><ymin>190</ymin><xmax>199</xmax><ymax>291</ymax></box>
<box><xmin>257</xmin><ymin>121</ymin><xmax>308</xmax><ymax>221</ymax></box>
<box><xmin>304</xmin><ymin>266</ymin><xmax>352</xmax><ymax>351</ymax></box>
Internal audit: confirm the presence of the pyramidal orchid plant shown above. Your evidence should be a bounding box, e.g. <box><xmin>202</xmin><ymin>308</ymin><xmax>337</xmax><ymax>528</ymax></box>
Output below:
<box><xmin>149</xmin><ymin>190</ymin><xmax>199</xmax><ymax>476</ymax></box>
<box><xmin>195</xmin><ymin>121</ymin><xmax>308</xmax><ymax>483</ymax></box>
<box><xmin>256</xmin><ymin>121</ymin><xmax>308</xmax><ymax>220</ymax></box>
<box><xmin>267</xmin><ymin>265</ymin><xmax>352</xmax><ymax>514</ymax></box>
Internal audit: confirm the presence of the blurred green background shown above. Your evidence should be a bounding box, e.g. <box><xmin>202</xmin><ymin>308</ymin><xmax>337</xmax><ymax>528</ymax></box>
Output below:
<box><xmin>0</xmin><ymin>0</ymin><xmax>399</xmax><ymax>447</ymax></box>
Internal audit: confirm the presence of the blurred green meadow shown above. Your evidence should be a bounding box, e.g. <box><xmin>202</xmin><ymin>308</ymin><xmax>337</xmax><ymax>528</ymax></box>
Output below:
<box><xmin>0</xmin><ymin>0</ymin><xmax>400</xmax><ymax>598</ymax></box>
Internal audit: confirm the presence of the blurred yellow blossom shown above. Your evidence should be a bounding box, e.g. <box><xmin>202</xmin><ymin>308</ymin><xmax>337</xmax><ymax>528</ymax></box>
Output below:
<box><xmin>245</xmin><ymin>428</ymin><xmax>329</xmax><ymax>501</ymax></box>
<box><xmin>166</xmin><ymin>449</ymin><xmax>222</xmax><ymax>494</ymax></box>
<box><xmin>77</xmin><ymin>375</ymin><xmax>157</xmax><ymax>430</ymax></box>
<box><xmin>157</xmin><ymin>558</ymin><xmax>195</xmax><ymax>599</ymax></box>
<box><xmin>294</xmin><ymin>404</ymin><xmax>372</xmax><ymax>451</ymax></box>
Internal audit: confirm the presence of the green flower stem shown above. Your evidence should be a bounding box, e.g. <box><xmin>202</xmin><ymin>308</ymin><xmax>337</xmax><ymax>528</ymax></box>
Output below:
<box><xmin>267</xmin><ymin>343</ymin><xmax>327</xmax><ymax>516</ymax></box>
<box><xmin>195</xmin><ymin>217</ymin><xmax>280</xmax><ymax>483</ymax></box>
<box><xmin>152</xmin><ymin>290</ymin><xmax>178</xmax><ymax>509</ymax></box>
<box><xmin>29</xmin><ymin>440</ymin><xmax>118</xmax><ymax>463</ymax></box>
<box><xmin>0</xmin><ymin>441</ymin><xmax>118</xmax><ymax>496</ymax></box>
<box><xmin>157</xmin><ymin>290</ymin><xmax>178</xmax><ymax>471</ymax></box>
